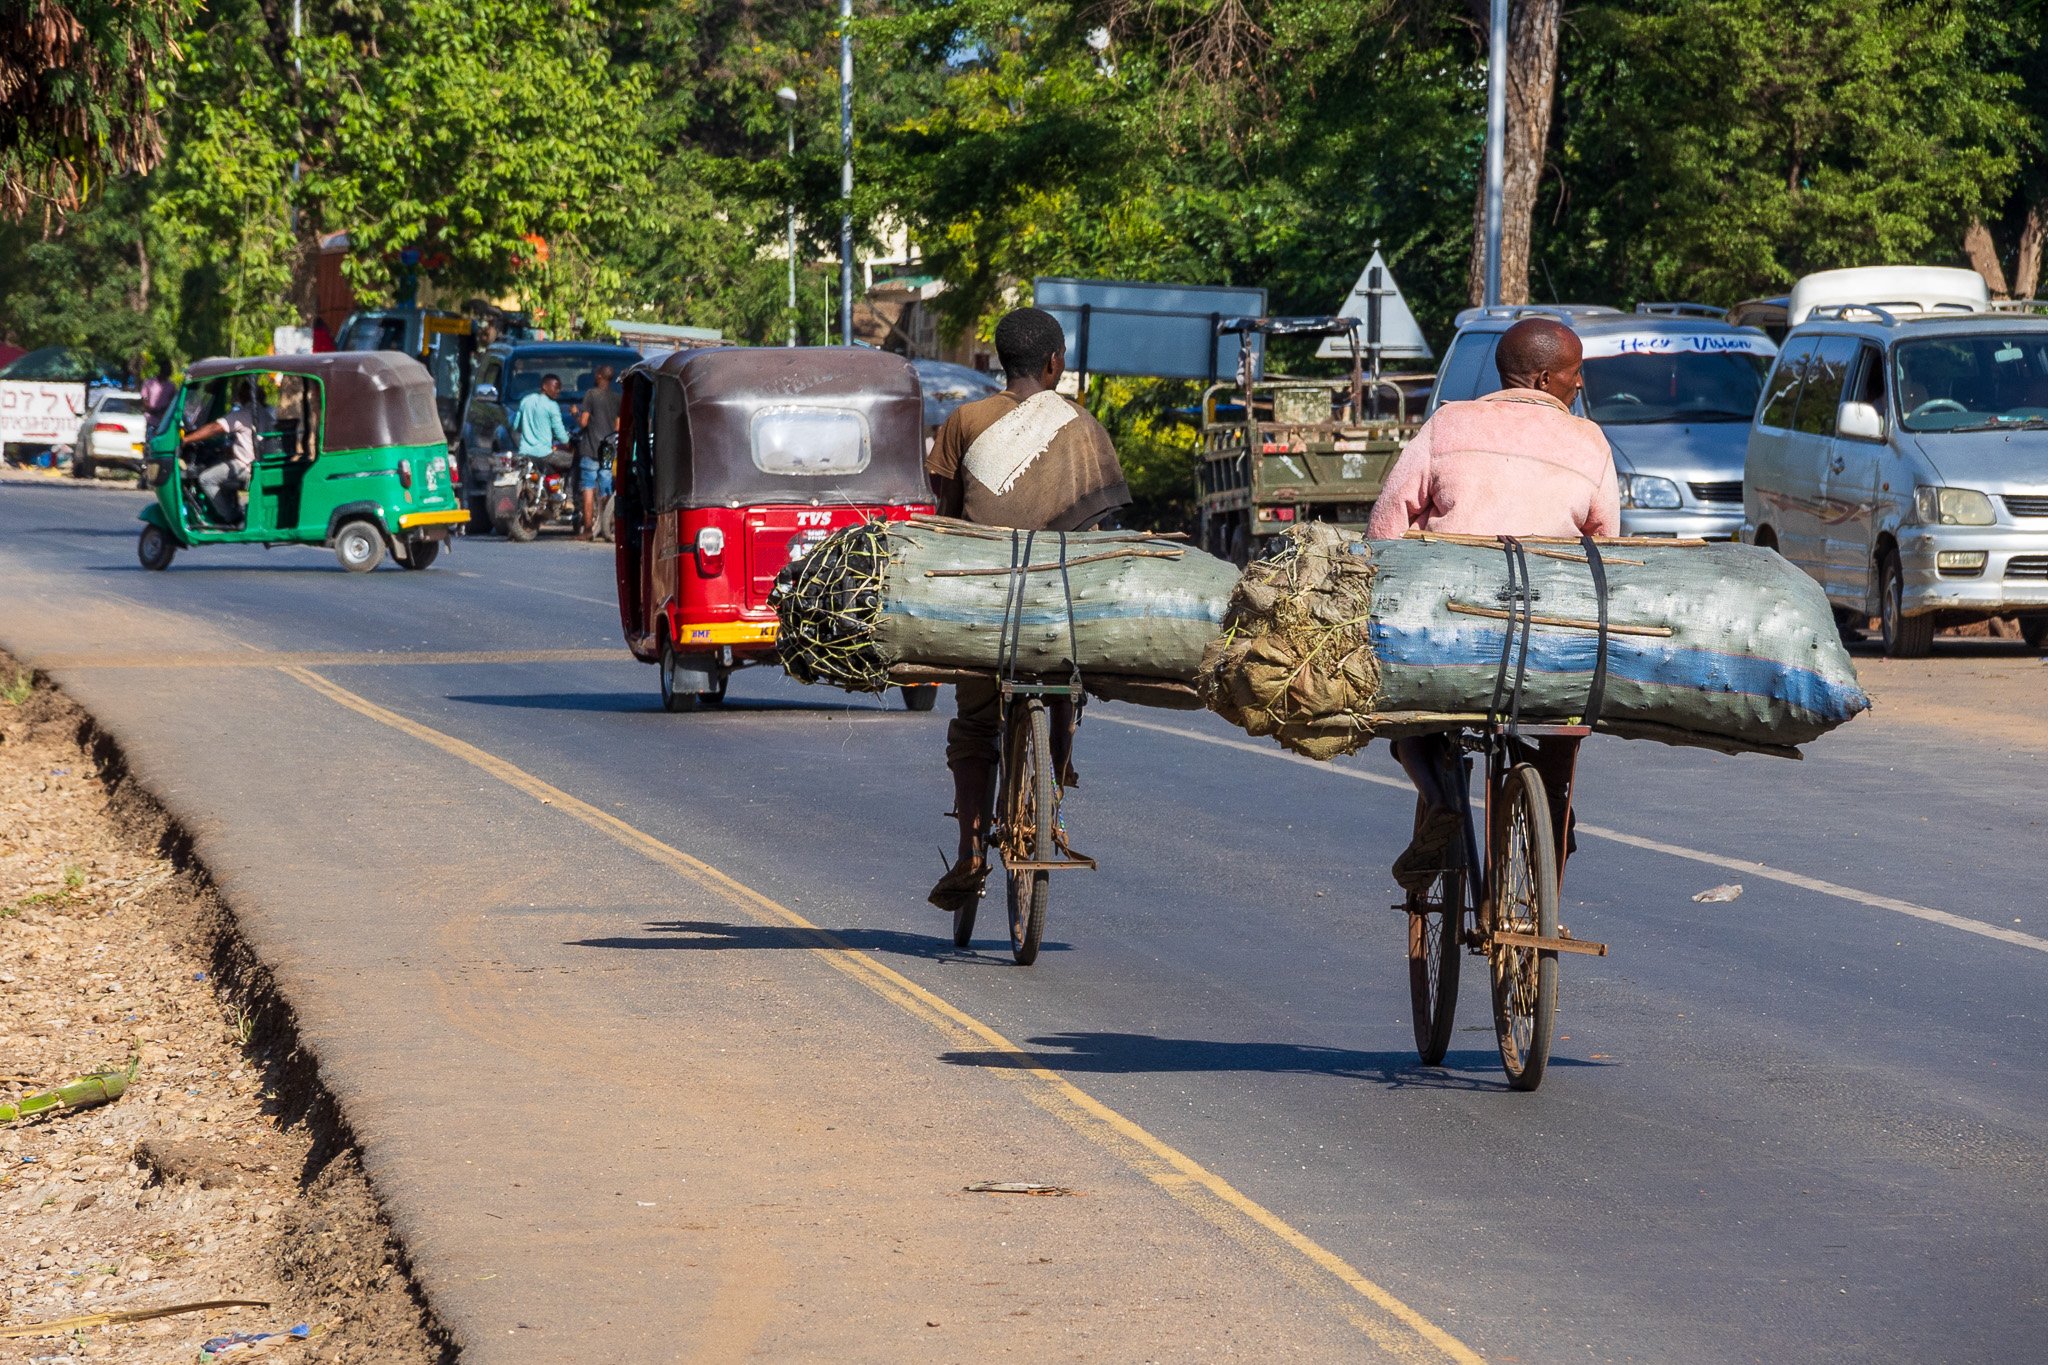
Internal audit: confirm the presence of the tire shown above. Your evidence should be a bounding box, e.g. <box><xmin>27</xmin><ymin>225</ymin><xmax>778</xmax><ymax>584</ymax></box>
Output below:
<box><xmin>136</xmin><ymin>524</ymin><xmax>176</xmax><ymax>571</ymax></box>
<box><xmin>951</xmin><ymin>893</ymin><xmax>978</xmax><ymax>948</ymax></box>
<box><xmin>71</xmin><ymin>452</ymin><xmax>94</xmax><ymax>480</ymax></box>
<box><xmin>1002</xmin><ymin>699</ymin><xmax>1053</xmax><ymax>966</ymax></box>
<box><xmin>1878</xmin><ymin>552</ymin><xmax>1933</xmax><ymax>658</ymax></box>
<box><xmin>467</xmin><ymin>495</ymin><xmax>491</xmax><ymax>533</ymax></box>
<box><xmin>332</xmin><ymin>520</ymin><xmax>386</xmax><ymax>573</ymax></box>
<box><xmin>659</xmin><ymin>637</ymin><xmax>701</xmax><ymax>713</ymax></box>
<box><xmin>700</xmin><ymin>671</ymin><xmax>729</xmax><ymax>706</ymax></box>
<box><xmin>1407</xmin><ymin>793</ymin><xmax>1466</xmax><ymax>1067</ymax></box>
<box><xmin>901</xmin><ymin>685</ymin><xmax>939</xmax><ymax>712</ymax></box>
<box><xmin>1490</xmin><ymin>763</ymin><xmax>1559</xmax><ymax>1092</ymax></box>
<box><xmin>503</xmin><ymin>507</ymin><xmax>538</xmax><ymax>542</ymax></box>
<box><xmin>401</xmin><ymin>537</ymin><xmax>440</xmax><ymax>570</ymax></box>
<box><xmin>2021</xmin><ymin>618</ymin><xmax>2047</xmax><ymax>651</ymax></box>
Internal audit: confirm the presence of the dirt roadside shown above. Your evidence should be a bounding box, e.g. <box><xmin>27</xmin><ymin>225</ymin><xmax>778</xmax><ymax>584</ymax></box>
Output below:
<box><xmin>0</xmin><ymin>659</ymin><xmax>443</xmax><ymax>1363</ymax></box>
<box><xmin>1847</xmin><ymin>638</ymin><xmax>2048</xmax><ymax>755</ymax></box>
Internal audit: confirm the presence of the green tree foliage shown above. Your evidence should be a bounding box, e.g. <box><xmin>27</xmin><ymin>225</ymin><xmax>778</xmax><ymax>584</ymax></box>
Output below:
<box><xmin>1547</xmin><ymin>0</ymin><xmax>2025</xmax><ymax>303</ymax></box>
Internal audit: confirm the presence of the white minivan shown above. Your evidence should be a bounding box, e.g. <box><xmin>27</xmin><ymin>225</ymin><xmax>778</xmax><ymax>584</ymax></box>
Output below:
<box><xmin>1742</xmin><ymin>282</ymin><xmax>2048</xmax><ymax>656</ymax></box>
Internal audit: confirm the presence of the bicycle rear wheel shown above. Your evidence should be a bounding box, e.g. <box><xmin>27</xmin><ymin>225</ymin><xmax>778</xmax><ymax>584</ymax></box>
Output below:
<box><xmin>1490</xmin><ymin>763</ymin><xmax>1559</xmax><ymax>1091</ymax></box>
<box><xmin>1002</xmin><ymin>699</ymin><xmax>1052</xmax><ymax>965</ymax></box>
<box><xmin>1406</xmin><ymin>796</ymin><xmax>1466</xmax><ymax>1066</ymax></box>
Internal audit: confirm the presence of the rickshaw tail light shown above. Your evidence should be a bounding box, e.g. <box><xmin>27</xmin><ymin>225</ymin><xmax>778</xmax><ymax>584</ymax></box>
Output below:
<box><xmin>446</xmin><ymin>453</ymin><xmax>460</xmax><ymax>485</ymax></box>
<box><xmin>694</xmin><ymin>526</ymin><xmax>726</xmax><ymax>577</ymax></box>
<box><xmin>398</xmin><ymin>459</ymin><xmax>413</xmax><ymax>490</ymax></box>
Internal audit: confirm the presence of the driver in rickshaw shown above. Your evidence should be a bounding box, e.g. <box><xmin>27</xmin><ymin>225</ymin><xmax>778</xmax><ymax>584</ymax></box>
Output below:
<box><xmin>179</xmin><ymin>379</ymin><xmax>271</xmax><ymax>526</ymax></box>
<box><xmin>923</xmin><ymin>306</ymin><xmax>1132</xmax><ymax>913</ymax></box>
<box><xmin>1364</xmin><ymin>318</ymin><xmax>1620</xmax><ymax>892</ymax></box>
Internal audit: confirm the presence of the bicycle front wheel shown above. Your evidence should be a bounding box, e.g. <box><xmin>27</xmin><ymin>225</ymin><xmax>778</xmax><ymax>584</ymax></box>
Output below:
<box><xmin>1002</xmin><ymin>698</ymin><xmax>1052</xmax><ymax>965</ymax></box>
<box><xmin>1407</xmin><ymin>795</ymin><xmax>1466</xmax><ymax>1066</ymax></box>
<box><xmin>1489</xmin><ymin>763</ymin><xmax>1559</xmax><ymax>1091</ymax></box>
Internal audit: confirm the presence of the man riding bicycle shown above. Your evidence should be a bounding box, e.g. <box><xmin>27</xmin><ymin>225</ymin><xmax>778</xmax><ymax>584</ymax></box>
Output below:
<box><xmin>1363</xmin><ymin>318</ymin><xmax>1621</xmax><ymax>893</ymax></box>
<box><xmin>922</xmin><ymin>307</ymin><xmax>1131</xmax><ymax>913</ymax></box>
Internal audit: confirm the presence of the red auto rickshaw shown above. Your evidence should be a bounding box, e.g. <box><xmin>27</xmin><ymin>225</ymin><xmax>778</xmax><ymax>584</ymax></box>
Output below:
<box><xmin>614</xmin><ymin>346</ymin><xmax>937</xmax><ymax>710</ymax></box>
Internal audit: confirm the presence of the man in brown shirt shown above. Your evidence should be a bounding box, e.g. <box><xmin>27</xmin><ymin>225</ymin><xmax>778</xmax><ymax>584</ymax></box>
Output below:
<box><xmin>925</xmin><ymin>307</ymin><xmax>1131</xmax><ymax>912</ymax></box>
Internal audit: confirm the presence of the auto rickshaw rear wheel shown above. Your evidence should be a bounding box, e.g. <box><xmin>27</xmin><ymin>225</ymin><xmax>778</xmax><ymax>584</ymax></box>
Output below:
<box><xmin>333</xmin><ymin>520</ymin><xmax>386</xmax><ymax>573</ymax></box>
<box><xmin>401</xmin><ymin>536</ymin><xmax>441</xmax><ymax>571</ymax></box>
<box><xmin>901</xmin><ymin>685</ymin><xmax>939</xmax><ymax>712</ymax></box>
<box><xmin>137</xmin><ymin>524</ymin><xmax>175</xmax><ymax>572</ymax></box>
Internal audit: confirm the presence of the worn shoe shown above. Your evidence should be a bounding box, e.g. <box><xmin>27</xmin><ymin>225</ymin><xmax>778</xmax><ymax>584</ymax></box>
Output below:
<box><xmin>1392</xmin><ymin>806</ymin><xmax>1464</xmax><ymax>895</ymax></box>
<box><xmin>928</xmin><ymin>856</ymin><xmax>991</xmax><ymax>912</ymax></box>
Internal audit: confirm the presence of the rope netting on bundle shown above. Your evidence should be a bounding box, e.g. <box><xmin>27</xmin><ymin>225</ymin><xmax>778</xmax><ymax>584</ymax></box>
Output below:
<box><xmin>1197</xmin><ymin>522</ymin><xmax>1383</xmax><ymax>760</ymax></box>
<box><xmin>771</xmin><ymin>519</ymin><xmax>894</xmax><ymax>692</ymax></box>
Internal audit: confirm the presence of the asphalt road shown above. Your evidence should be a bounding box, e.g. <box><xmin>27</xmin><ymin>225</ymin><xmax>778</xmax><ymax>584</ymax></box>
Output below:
<box><xmin>5</xmin><ymin>475</ymin><xmax>2044</xmax><ymax>1363</ymax></box>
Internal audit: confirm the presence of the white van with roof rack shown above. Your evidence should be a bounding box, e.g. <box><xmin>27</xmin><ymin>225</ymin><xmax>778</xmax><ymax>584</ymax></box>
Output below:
<box><xmin>1427</xmin><ymin>302</ymin><xmax>1778</xmax><ymax>537</ymax></box>
<box><xmin>1742</xmin><ymin>275</ymin><xmax>2048</xmax><ymax>656</ymax></box>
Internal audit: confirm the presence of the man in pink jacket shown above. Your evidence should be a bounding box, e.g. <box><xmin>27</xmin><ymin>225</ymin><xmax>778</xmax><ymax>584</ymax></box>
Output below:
<box><xmin>1365</xmin><ymin>318</ymin><xmax>1621</xmax><ymax>891</ymax></box>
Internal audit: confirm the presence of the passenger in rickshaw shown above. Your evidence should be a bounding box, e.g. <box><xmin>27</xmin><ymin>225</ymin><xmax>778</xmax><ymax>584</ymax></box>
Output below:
<box><xmin>923</xmin><ymin>306</ymin><xmax>1133</xmax><ymax>913</ymax></box>
<box><xmin>179</xmin><ymin>378</ymin><xmax>272</xmax><ymax>526</ymax></box>
<box><xmin>1363</xmin><ymin>318</ymin><xmax>1620</xmax><ymax>891</ymax></box>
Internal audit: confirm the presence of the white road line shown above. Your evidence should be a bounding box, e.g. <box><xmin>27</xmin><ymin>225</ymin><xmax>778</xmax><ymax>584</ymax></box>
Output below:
<box><xmin>1103</xmin><ymin>712</ymin><xmax>2048</xmax><ymax>957</ymax></box>
<box><xmin>453</xmin><ymin>571</ymin><xmax>615</xmax><ymax>610</ymax></box>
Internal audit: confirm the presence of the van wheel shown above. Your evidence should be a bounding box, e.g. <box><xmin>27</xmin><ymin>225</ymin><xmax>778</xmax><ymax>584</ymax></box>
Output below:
<box><xmin>1878</xmin><ymin>552</ymin><xmax>1933</xmax><ymax>658</ymax></box>
<box><xmin>137</xmin><ymin>524</ymin><xmax>175</xmax><ymax>571</ymax></box>
<box><xmin>2022</xmin><ymin>618</ymin><xmax>2048</xmax><ymax>651</ymax></box>
<box><xmin>401</xmin><ymin>537</ymin><xmax>440</xmax><ymax>571</ymax></box>
<box><xmin>333</xmin><ymin>520</ymin><xmax>386</xmax><ymax>573</ymax></box>
<box><xmin>71</xmin><ymin>452</ymin><xmax>95</xmax><ymax>480</ymax></box>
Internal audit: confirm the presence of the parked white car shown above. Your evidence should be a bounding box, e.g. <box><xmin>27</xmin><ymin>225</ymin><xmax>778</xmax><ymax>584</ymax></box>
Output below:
<box><xmin>1742</xmin><ymin>291</ymin><xmax>2048</xmax><ymax>656</ymax></box>
<box><xmin>71</xmin><ymin>389</ymin><xmax>149</xmax><ymax>481</ymax></box>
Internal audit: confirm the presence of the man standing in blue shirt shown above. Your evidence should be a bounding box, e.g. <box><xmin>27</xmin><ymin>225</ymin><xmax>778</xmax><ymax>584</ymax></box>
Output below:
<box><xmin>514</xmin><ymin>373</ymin><xmax>571</xmax><ymax>457</ymax></box>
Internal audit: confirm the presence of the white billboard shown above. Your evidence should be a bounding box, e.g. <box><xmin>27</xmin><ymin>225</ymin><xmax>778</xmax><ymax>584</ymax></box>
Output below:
<box><xmin>0</xmin><ymin>381</ymin><xmax>86</xmax><ymax>446</ymax></box>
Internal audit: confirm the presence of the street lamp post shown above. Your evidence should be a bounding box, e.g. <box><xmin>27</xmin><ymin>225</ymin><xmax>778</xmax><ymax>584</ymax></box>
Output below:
<box><xmin>1482</xmin><ymin>0</ymin><xmax>1507</xmax><ymax>309</ymax></box>
<box><xmin>838</xmin><ymin>0</ymin><xmax>854</xmax><ymax>346</ymax></box>
<box><xmin>777</xmin><ymin>86</ymin><xmax>798</xmax><ymax>348</ymax></box>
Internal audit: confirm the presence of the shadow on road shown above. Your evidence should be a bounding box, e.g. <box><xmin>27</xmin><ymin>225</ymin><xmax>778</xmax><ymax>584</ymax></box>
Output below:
<box><xmin>14</xmin><ymin>526</ymin><xmax>138</xmax><ymax>537</ymax></box>
<box><xmin>566</xmin><ymin>917</ymin><xmax>1068</xmax><ymax>962</ymax></box>
<box><xmin>449</xmin><ymin>692</ymin><xmax>895</xmax><ymax>715</ymax></box>
<box><xmin>939</xmin><ymin>1030</ymin><xmax>1607</xmax><ymax>1091</ymax></box>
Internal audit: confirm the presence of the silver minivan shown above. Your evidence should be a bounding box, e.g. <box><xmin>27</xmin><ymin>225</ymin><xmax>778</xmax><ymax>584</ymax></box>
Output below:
<box><xmin>1742</xmin><ymin>307</ymin><xmax>2048</xmax><ymax>655</ymax></box>
<box><xmin>1429</xmin><ymin>304</ymin><xmax>1778</xmax><ymax>537</ymax></box>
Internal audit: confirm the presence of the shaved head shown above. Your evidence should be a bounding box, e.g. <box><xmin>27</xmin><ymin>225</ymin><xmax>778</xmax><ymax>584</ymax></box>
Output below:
<box><xmin>1495</xmin><ymin>319</ymin><xmax>1583</xmax><ymax>405</ymax></box>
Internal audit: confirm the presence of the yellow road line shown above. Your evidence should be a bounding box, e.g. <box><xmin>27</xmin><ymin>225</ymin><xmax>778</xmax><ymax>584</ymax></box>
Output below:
<box><xmin>276</xmin><ymin>663</ymin><xmax>1485</xmax><ymax>1364</ymax></box>
<box><xmin>40</xmin><ymin>648</ymin><xmax>627</xmax><ymax>670</ymax></box>
<box><xmin>1104</xmin><ymin>713</ymin><xmax>2048</xmax><ymax>957</ymax></box>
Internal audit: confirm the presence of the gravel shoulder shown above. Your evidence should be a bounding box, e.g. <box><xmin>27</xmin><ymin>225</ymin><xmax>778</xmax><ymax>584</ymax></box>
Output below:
<box><xmin>0</xmin><ymin>661</ymin><xmax>443</xmax><ymax>1361</ymax></box>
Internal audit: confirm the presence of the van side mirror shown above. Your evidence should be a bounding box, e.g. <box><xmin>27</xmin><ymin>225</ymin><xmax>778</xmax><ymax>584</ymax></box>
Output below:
<box><xmin>1838</xmin><ymin>401</ymin><xmax>1885</xmax><ymax>442</ymax></box>
<box><xmin>472</xmin><ymin>383</ymin><xmax>498</xmax><ymax>404</ymax></box>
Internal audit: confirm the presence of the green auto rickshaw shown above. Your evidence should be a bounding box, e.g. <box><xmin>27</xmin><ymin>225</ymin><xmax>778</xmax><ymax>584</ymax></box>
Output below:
<box><xmin>138</xmin><ymin>352</ymin><xmax>468</xmax><ymax>573</ymax></box>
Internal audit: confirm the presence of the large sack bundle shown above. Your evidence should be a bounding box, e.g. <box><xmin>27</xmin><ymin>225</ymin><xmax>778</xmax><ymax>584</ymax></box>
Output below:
<box><xmin>1199</xmin><ymin>523</ymin><xmax>1869</xmax><ymax>759</ymax></box>
<box><xmin>774</xmin><ymin>516</ymin><xmax>1238</xmax><ymax>697</ymax></box>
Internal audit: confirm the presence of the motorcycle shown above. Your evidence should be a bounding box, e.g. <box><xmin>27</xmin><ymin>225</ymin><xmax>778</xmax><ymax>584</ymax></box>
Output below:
<box><xmin>486</xmin><ymin>444</ymin><xmax>577</xmax><ymax>542</ymax></box>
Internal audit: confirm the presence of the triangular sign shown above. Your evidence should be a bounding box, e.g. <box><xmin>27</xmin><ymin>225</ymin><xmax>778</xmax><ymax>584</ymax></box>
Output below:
<box><xmin>1316</xmin><ymin>251</ymin><xmax>1434</xmax><ymax>362</ymax></box>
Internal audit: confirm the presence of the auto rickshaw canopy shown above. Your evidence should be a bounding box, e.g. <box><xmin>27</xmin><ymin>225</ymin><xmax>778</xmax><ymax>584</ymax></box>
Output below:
<box><xmin>183</xmin><ymin>352</ymin><xmax>445</xmax><ymax>452</ymax></box>
<box><xmin>627</xmin><ymin>346</ymin><xmax>931</xmax><ymax>510</ymax></box>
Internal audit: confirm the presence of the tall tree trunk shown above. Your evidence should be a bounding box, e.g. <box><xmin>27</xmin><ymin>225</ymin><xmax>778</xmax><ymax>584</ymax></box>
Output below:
<box><xmin>1466</xmin><ymin>0</ymin><xmax>1564</xmax><ymax>307</ymax></box>
<box><xmin>133</xmin><ymin>216</ymin><xmax>151</xmax><ymax>376</ymax></box>
<box><xmin>1964</xmin><ymin>217</ymin><xmax>2010</xmax><ymax>298</ymax></box>
<box><xmin>2014</xmin><ymin>203</ymin><xmax>2045</xmax><ymax>301</ymax></box>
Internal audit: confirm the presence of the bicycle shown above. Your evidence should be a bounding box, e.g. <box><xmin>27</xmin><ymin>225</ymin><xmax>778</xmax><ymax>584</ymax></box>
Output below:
<box><xmin>950</xmin><ymin>678</ymin><xmax>1094</xmax><ymax>965</ymax></box>
<box><xmin>1404</xmin><ymin>722</ymin><xmax>1607</xmax><ymax>1091</ymax></box>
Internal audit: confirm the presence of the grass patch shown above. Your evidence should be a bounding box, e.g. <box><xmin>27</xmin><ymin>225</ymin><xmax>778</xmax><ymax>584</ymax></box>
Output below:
<box><xmin>4</xmin><ymin>864</ymin><xmax>88</xmax><ymax>916</ymax></box>
<box><xmin>0</xmin><ymin>669</ymin><xmax>33</xmax><ymax>705</ymax></box>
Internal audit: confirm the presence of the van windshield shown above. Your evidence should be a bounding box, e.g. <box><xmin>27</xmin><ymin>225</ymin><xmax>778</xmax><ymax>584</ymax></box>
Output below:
<box><xmin>1581</xmin><ymin>352</ymin><xmax>1770</xmax><ymax>425</ymax></box>
<box><xmin>1894</xmin><ymin>334</ymin><xmax>2048</xmax><ymax>431</ymax></box>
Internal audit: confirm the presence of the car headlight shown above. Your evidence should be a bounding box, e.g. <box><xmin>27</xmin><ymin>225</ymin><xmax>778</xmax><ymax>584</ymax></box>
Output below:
<box><xmin>1620</xmin><ymin>474</ymin><xmax>1682</xmax><ymax>510</ymax></box>
<box><xmin>1911</xmin><ymin>486</ymin><xmax>1996</xmax><ymax>526</ymax></box>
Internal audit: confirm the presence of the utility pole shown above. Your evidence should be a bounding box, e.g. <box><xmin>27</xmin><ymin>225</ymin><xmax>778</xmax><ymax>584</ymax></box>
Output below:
<box><xmin>838</xmin><ymin>0</ymin><xmax>855</xmax><ymax>346</ymax></box>
<box><xmin>1482</xmin><ymin>0</ymin><xmax>1507</xmax><ymax>309</ymax></box>
<box><xmin>777</xmin><ymin>86</ymin><xmax>798</xmax><ymax>347</ymax></box>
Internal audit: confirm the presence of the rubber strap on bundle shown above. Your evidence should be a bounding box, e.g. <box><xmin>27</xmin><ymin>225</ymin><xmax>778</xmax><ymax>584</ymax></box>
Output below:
<box><xmin>1487</xmin><ymin>536</ymin><xmax>1536</xmax><ymax>736</ymax></box>
<box><xmin>999</xmin><ymin>529</ymin><xmax>1038</xmax><ymax>683</ymax></box>
<box><xmin>1579</xmin><ymin>534</ymin><xmax>1611</xmax><ymax>732</ymax></box>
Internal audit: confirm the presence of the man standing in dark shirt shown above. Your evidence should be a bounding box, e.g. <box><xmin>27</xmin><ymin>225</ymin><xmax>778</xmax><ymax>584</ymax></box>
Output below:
<box><xmin>923</xmin><ymin>307</ymin><xmax>1131</xmax><ymax>912</ymax></box>
<box><xmin>576</xmin><ymin>364</ymin><xmax>622</xmax><ymax>540</ymax></box>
